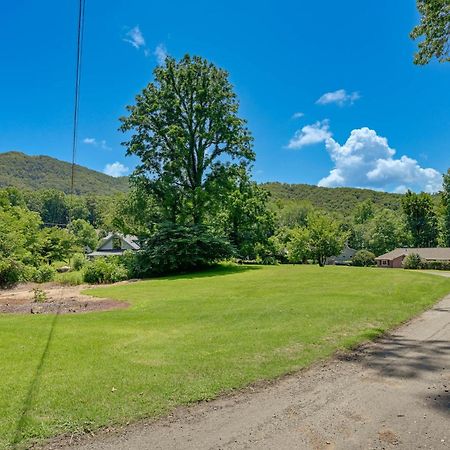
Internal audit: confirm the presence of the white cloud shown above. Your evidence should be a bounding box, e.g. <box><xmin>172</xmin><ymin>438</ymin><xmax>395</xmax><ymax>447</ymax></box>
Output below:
<box><xmin>103</xmin><ymin>162</ymin><xmax>129</xmax><ymax>177</ymax></box>
<box><xmin>316</xmin><ymin>89</ymin><xmax>360</xmax><ymax>106</ymax></box>
<box><xmin>292</xmin><ymin>112</ymin><xmax>304</xmax><ymax>119</ymax></box>
<box><xmin>123</xmin><ymin>26</ymin><xmax>145</xmax><ymax>49</ymax></box>
<box><xmin>154</xmin><ymin>43</ymin><xmax>168</xmax><ymax>65</ymax></box>
<box><xmin>83</xmin><ymin>137</ymin><xmax>111</xmax><ymax>151</ymax></box>
<box><xmin>318</xmin><ymin>127</ymin><xmax>442</xmax><ymax>193</ymax></box>
<box><xmin>286</xmin><ymin>120</ymin><xmax>332</xmax><ymax>149</ymax></box>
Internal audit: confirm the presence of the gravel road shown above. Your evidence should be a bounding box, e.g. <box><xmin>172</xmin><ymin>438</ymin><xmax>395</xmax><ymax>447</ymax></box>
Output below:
<box><xmin>53</xmin><ymin>294</ymin><xmax>450</xmax><ymax>450</ymax></box>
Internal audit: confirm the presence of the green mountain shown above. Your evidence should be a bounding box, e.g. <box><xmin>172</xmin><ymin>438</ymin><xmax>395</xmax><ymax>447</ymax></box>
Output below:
<box><xmin>0</xmin><ymin>151</ymin><xmax>412</xmax><ymax>214</ymax></box>
<box><xmin>262</xmin><ymin>182</ymin><xmax>404</xmax><ymax>216</ymax></box>
<box><xmin>0</xmin><ymin>151</ymin><xmax>129</xmax><ymax>195</ymax></box>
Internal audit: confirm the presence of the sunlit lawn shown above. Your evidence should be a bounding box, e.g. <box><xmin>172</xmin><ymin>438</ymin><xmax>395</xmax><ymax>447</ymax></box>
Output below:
<box><xmin>1</xmin><ymin>264</ymin><xmax>450</xmax><ymax>449</ymax></box>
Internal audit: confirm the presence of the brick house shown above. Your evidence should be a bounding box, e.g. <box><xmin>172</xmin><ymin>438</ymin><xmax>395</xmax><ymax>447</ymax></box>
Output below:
<box><xmin>375</xmin><ymin>248</ymin><xmax>450</xmax><ymax>268</ymax></box>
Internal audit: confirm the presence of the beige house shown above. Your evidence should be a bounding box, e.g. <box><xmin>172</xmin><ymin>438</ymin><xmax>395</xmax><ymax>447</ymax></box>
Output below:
<box><xmin>375</xmin><ymin>248</ymin><xmax>450</xmax><ymax>268</ymax></box>
<box><xmin>87</xmin><ymin>233</ymin><xmax>140</xmax><ymax>258</ymax></box>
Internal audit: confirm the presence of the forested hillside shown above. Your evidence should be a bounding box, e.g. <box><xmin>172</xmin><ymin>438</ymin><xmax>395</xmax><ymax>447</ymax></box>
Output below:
<box><xmin>0</xmin><ymin>151</ymin><xmax>440</xmax><ymax>217</ymax></box>
<box><xmin>263</xmin><ymin>182</ymin><xmax>404</xmax><ymax>216</ymax></box>
<box><xmin>0</xmin><ymin>151</ymin><xmax>129</xmax><ymax>195</ymax></box>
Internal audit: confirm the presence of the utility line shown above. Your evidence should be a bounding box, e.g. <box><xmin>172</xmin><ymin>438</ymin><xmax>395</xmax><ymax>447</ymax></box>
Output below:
<box><xmin>12</xmin><ymin>3</ymin><xmax>87</xmax><ymax>446</ymax></box>
<box><xmin>70</xmin><ymin>0</ymin><xmax>86</xmax><ymax>204</ymax></box>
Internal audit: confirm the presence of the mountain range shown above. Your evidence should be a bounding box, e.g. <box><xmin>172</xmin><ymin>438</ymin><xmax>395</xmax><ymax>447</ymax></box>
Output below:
<box><xmin>0</xmin><ymin>151</ymin><xmax>407</xmax><ymax>214</ymax></box>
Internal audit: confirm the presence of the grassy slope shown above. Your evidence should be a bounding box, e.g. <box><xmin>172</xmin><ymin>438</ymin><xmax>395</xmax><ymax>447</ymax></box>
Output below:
<box><xmin>1</xmin><ymin>265</ymin><xmax>450</xmax><ymax>448</ymax></box>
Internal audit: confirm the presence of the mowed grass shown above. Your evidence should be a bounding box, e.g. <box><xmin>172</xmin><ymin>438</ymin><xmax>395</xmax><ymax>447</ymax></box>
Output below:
<box><xmin>1</xmin><ymin>265</ymin><xmax>450</xmax><ymax>449</ymax></box>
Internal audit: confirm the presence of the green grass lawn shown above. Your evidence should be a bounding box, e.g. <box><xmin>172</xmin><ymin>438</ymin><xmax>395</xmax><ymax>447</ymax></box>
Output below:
<box><xmin>1</xmin><ymin>265</ymin><xmax>450</xmax><ymax>449</ymax></box>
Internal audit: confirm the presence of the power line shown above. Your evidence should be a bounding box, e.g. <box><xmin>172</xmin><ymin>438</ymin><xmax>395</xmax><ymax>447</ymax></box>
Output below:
<box><xmin>12</xmin><ymin>5</ymin><xmax>86</xmax><ymax>444</ymax></box>
<box><xmin>70</xmin><ymin>0</ymin><xmax>86</xmax><ymax>202</ymax></box>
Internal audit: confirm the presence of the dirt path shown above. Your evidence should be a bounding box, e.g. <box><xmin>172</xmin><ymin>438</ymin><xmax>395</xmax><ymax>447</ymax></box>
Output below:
<box><xmin>52</xmin><ymin>294</ymin><xmax>450</xmax><ymax>450</ymax></box>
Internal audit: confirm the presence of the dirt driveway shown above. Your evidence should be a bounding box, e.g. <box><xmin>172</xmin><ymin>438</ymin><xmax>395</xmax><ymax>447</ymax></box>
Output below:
<box><xmin>51</xmin><ymin>294</ymin><xmax>450</xmax><ymax>450</ymax></box>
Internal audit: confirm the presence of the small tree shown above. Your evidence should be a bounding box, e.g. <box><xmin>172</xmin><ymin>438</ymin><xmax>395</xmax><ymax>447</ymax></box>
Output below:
<box><xmin>39</xmin><ymin>227</ymin><xmax>76</xmax><ymax>264</ymax></box>
<box><xmin>307</xmin><ymin>214</ymin><xmax>347</xmax><ymax>267</ymax></box>
<box><xmin>287</xmin><ymin>227</ymin><xmax>311</xmax><ymax>263</ymax></box>
<box><xmin>352</xmin><ymin>250</ymin><xmax>376</xmax><ymax>267</ymax></box>
<box><xmin>68</xmin><ymin>219</ymin><xmax>98</xmax><ymax>252</ymax></box>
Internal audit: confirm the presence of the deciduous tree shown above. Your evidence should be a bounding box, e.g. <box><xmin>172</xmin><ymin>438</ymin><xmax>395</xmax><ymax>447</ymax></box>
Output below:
<box><xmin>307</xmin><ymin>213</ymin><xmax>347</xmax><ymax>267</ymax></box>
<box><xmin>120</xmin><ymin>55</ymin><xmax>254</xmax><ymax>226</ymax></box>
<box><xmin>441</xmin><ymin>169</ymin><xmax>450</xmax><ymax>245</ymax></box>
<box><xmin>402</xmin><ymin>190</ymin><xmax>438</xmax><ymax>247</ymax></box>
<box><xmin>411</xmin><ymin>0</ymin><xmax>450</xmax><ymax>64</ymax></box>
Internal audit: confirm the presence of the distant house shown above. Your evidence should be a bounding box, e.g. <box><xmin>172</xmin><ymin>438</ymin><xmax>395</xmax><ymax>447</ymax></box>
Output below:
<box><xmin>375</xmin><ymin>248</ymin><xmax>450</xmax><ymax>268</ymax></box>
<box><xmin>87</xmin><ymin>233</ymin><xmax>140</xmax><ymax>258</ymax></box>
<box><xmin>326</xmin><ymin>245</ymin><xmax>357</xmax><ymax>265</ymax></box>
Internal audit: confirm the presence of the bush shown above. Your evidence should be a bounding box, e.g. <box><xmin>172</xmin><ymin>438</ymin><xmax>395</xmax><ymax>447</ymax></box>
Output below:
<box><xmin>352</xmin><ymin>250</ymin><xmax>376</xmax><ymax>267</ymax></box>
<box><xmin>135</xmin><ymin>223</ymin><xmax>234</xmax><ymax>277</ymax></box>
<box><xmin>32</xmin><ymin>265</ymin><xmax>56</xmax><ymax>283</ymax></box>
<box><xmin>33</xmin><ymin>288</ymin><xmax>47</xmax><ymax>303</ymax></box>
<box><xmin>83</xmin><ymin>258</ymin><xmax>128</xmax><ymax>284</ymax></box>
<box><xmin>0</xmin><ymin>258</ymin><xmax>23</xmax><ymax>288</ymax></box>
<box><xmin>54</xmin><ymin>270</ymin><xmax>84</xmax><ymax>286</ymax></box>
<box><xmin>421</xmin><ymin>260</ymin><xmax>450</xmax><ymax>271</ymax></box>
<box><xmin>72</xmin><ymin>253</ymin><xmax>86</xmax><ymax>271</ymax></box>
<box><xmin>403</xmin><ymin>253</ymin><xmax>423</xmax><ymax>269</ymax></box>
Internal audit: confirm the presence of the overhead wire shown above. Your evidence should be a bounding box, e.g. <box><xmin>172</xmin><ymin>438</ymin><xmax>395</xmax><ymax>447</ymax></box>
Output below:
<box><xmin>12</xmin><ymin>2</ymin><xmax>87</xmax><ymax>446</ymax></box>
<box><xmin>69</xmin><ymin>0</ymin><xmax>86</xmax><ymax>208</ymax></box>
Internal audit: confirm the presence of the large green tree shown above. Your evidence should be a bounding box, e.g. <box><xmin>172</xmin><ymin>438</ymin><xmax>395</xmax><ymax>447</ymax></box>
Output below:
<box><xmin>411</xmin><ymin>0</ymin><xmax>450</xmax><ymax>64</ymax></box>
<box><xmin>120</xmin><ymin>55</ymin><xmax>254</xmax><ymax>226</ymax></box>
<box><xmin>365</xmin><ymin>209</ymin><xmax>408</xmax><ymax>256</ymax></box>
<box><xmin>402</xmin><ymin>190</ymin><xmax>438</xmax><ymax>247</ymax></box>
<box><xmin>441</xmin><ymin>169</ymin><xmax>450</xmax><ymax>246</ymax></box>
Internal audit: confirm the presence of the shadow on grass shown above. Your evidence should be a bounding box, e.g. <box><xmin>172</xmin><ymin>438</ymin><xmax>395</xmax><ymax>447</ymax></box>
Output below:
<box><xmin>149</xmin><ymin>264</ymin><xmax>262</xmax><ymax>282</ymax></box>
<box><xmin>11</xmin><ymin>308</ymin><xmax>61</xmax><ymax>448</ymax></box>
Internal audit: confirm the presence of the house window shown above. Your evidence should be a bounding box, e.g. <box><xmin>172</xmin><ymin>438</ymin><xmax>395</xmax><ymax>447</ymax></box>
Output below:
<box><xmin>382</xmin><ymin>260</ymin><xmax>388</xmax><ymax>266</ymax></box>
<box><xmin>112</xmin><ymin>236</ymin><xmax>122</xmax><ymax>250</ymax></box>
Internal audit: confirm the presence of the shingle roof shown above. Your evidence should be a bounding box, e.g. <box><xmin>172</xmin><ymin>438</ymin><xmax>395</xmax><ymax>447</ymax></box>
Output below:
<box><xmin>375</xmin><ymin>248</ymin><xmax>450</xmax><ymax>261</ymax></box>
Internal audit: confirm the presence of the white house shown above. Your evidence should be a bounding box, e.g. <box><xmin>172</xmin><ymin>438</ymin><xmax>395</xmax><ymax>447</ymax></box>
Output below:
<box><xmin>326</xmin><ymin>244</ymin><xmax>357</xmax><ymax>265</ymax></box>
<box><xmin>87</xmin><ymin>233</ymin><xmax>140</xmax><ymax>258</ymax></box>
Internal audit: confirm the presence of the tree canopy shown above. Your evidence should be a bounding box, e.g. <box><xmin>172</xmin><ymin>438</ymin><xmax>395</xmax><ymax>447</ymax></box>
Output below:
<box><xmin>402</xmin><ymin>190</ymin><xmax>438</xmax><ymax>247</ymax></box>
<box><xmin>121</xmin><ymin>55</ymin><xmax>254</xmax><ymax>226</ymax></box>
<box><xmin>411</xmin><ymin>0</ymin><xmax>450</xmax><ymax>64</ymax></box>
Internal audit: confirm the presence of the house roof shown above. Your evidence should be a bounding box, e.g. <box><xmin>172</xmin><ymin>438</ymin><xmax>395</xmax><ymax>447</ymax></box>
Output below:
<box><xmin>97</xmin><ymin>233</ymin><xmax>140</xmax><ymax>251</ymax></box>
<box><xmin>375</xmin><ymin>248</ymin><xmax>450</xmax><ymax>261</ymax></box>
<box><xmin>87</xmin><ymin>250</ymin><xmax>126</xmax><ymax>257</ymax></box>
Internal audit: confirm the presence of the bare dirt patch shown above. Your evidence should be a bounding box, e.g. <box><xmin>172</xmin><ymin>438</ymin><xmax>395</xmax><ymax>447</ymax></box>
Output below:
<box><xmin>0</xmin><ymin>283</ymin><xmax>129</xmax><ymax>315</ymax></box>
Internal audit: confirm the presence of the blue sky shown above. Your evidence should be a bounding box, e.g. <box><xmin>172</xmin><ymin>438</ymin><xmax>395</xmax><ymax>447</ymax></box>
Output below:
<box><xmin>1</xmin><ymin>0</ymin><xmax>449</xmax><ymax>192</ymax></box>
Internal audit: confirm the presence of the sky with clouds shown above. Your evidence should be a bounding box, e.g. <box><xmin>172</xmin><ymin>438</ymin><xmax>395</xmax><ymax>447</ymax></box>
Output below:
<box><xmin>0</xmin><ymin>0</ymin><xmax>449</xmax><ymax>192</ymax></box>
